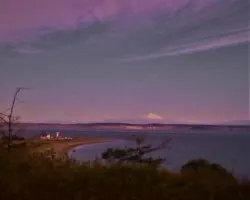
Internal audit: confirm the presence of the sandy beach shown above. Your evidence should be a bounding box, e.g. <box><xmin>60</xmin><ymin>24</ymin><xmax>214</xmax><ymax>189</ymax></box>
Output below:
<box><xmin>30</xmin><ymin>138</ymin><xmax>112</xmax><ymax>156</ymax></box>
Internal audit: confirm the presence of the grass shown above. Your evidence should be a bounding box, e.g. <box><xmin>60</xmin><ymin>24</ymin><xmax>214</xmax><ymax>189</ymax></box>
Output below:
<box><xmin>0</xmin><ymin>141</ymin><xmax>249</xmax><ymax>200</ymax></box>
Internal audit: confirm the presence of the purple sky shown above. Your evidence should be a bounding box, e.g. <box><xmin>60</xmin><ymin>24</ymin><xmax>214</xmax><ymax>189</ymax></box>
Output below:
<box><xmin>0</xmin><ymin>0</ymin><xmax>249</xmax><ymax>124</ymax></box>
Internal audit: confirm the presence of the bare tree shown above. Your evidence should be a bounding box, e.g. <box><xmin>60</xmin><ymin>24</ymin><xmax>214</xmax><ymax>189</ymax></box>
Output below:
<box><xmin>0</xmin><ymin>87</ymin><xmax>27</xmax><ymax>151</ymax></box>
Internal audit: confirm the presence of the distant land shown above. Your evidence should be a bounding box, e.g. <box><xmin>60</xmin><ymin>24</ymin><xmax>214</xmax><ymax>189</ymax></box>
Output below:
<box><xmin>8</xmin><ymin>122</ymin><xmax>249</xmax><ymax>132</ymax></box>
<box><xmin>221</xmin><ymin>120</ymin><xmax>250</xmax><ymax>126</ymax></box>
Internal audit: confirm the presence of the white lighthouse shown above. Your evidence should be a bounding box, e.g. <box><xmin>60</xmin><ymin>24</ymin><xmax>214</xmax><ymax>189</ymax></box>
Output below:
<box><xmin>56</xmin><ymin>132</ymin><xmax>59</xmax><ymax>138</ymax></box>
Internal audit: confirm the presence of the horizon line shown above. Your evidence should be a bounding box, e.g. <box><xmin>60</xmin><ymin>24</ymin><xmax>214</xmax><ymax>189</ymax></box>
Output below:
<box><xmin>16</xmin><ymin>121</ymin><xmax>250</xmax><ymax>126</ymax></box>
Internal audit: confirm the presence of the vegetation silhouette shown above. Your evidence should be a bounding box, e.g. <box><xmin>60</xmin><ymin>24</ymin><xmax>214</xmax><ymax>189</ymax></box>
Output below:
<box><xmin>101</xmin><ymin>135</ymin><xmax>171</xmax><ymax>166</ymax></box>
<box><xmin>0</xmin><ymin>87</ymin><xmax>28</xmax><ymax>151</ymax></box>
<box><xmin>0</xmin><ymin>143</ymin><xmax>249</xmax><ymax>200</ymax></box>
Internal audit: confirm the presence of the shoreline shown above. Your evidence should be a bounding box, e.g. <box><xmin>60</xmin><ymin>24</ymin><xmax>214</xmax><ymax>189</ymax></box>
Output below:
<box><xmin>63</xmin><ymin>139</ymin><xmax>113</xmax><ymax>155</ymax></box>
<box><xmin>31</xmin><ymin>138</ymin><xmax>113</xmax><ymax>156</ymax></box>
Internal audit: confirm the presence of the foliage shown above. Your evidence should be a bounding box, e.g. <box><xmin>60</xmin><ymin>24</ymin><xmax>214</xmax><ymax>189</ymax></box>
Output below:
<box><xmin>180</xmin><ymin>158</ymin><xmax>236</xmax><ymax>183</ymax></box>
<box><xmin>101</xmin><ymin>136</ymin><xmax>171</xmax><ymax>166</ymax></box>
<box><xmin>0</xmin><ymin>145</ymin><xmax>249</xmax><ymax>200</ymax></box>
<box><xmin>181</xmin><ymin>159</ymin><xmax>232</xmax><ymax>174</ymax></box>
<box><xmin>1</xmin><ymin>134</ymin><xmax>25</xmax><ymax>141</ymax></box>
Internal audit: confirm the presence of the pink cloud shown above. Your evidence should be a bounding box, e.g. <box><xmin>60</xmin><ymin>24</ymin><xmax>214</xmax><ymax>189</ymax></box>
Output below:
<box><xmin>0</xmin><ymin>0</ymin><xmax>248</xmax><ymax>59</ymax></box>
<box><xmin>0</xmin><ymin>0</ymin><xmax>78</xmax><ymax>42</ymax></box>
<box><xmin>0</xmin><ymin>0</ymin><xmax>227</xmax><ymax>43</ymax></box>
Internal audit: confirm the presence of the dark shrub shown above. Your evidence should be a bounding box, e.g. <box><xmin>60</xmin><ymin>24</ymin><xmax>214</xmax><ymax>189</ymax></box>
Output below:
<box><xmin>0</xmin><ymin>149</ymin><xmax>249</xmax><ymax>200</ymax></box>
<box><xmin>180</xmin><ymin>159</ymin><xmax>235</xmax><ymax>181</ymax></box>
<box><xmin>1</xmin><ymin>135</ymin><xmax>25</xmax><ymax>141</ymax></box>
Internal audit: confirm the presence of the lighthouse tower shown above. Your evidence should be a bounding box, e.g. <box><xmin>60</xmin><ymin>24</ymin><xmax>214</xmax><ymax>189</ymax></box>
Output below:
<box><xmin>56</xmin><ymin>132</ymin><xmax>59</xmax><ymax>138</ymax></box>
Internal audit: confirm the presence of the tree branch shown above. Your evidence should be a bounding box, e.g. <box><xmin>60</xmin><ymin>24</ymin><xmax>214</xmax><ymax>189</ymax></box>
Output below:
<box><xmin>0</xmin><ymin>87</ymin><xmax>28</xmax><ymax>151</ymax></box>
<box><xmin>0</xmin><ymin>113</ymin><xmax>20</xmax><ymax>123</ymax></box>
<box><xmin>9</xmin><ymin>87</ymin><xmax>23</xmax><ymax>120</ymax></box>
<box><xmin>0</xmin><ymin>114</ymin><xmax>8</xmax><ymax>124</ymax></box>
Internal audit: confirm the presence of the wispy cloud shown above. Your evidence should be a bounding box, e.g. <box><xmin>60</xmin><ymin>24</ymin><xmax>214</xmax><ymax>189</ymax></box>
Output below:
<box><xmin>123</xmin><ymin>29</ymin><xmax>249</xmax><ymax>61</ymax></box>
<box><xmin>0</xmin><ymin>0</ymin><xmax>248</xmax><ymax>58</ymax></box>
<box><xmin>13</xmin><ymin>45</ymin><xmax>42</xmax><ymax>54</ymax></box>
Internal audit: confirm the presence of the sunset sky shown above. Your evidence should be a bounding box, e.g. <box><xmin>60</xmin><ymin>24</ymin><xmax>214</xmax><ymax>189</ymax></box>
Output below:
<box><xmin>0</xmin><ymin>0</ymin><xmax>249</xmax><ymax>124</ymax></box>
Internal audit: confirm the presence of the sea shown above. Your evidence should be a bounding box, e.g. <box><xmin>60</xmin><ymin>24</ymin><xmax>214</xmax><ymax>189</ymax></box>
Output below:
<box><xmin>22</xmin><ymin>129</ymin><xmax>250</xmax><ymax>178</ymax></box>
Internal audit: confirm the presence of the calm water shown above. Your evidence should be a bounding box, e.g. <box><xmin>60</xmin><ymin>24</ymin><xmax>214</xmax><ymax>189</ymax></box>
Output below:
<box><xmin>24</xmin><ymin>129</ymin><xmax>250</xmax><ymax>177</ymax></box>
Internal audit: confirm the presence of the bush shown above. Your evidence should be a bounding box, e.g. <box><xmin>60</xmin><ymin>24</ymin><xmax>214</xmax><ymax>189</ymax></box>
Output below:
<box><xmin>0</xmin><ymin>143</ymin><xmax>249</xmax><ymax>200</ymax></box>
<box><xmin>180</xmin><ymin>159</ymin><xmax>236</xmax><ymax>181</ymax></box>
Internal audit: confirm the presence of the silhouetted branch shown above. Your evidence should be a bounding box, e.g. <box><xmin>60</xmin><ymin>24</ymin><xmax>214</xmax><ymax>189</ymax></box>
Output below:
<box><xmin>0</xmin><ymin>114</ymin><xmax>8</xmax><ymax>124</ymax></box>
<box><xmin>102</xmin><ymin>136</ymin><xmax>171</xmax><ymax>166</ymax></box>
<box><xmin>0</xmin><ymin>87</ymin><xmax>28</xmax><ymax>151</ymax></box>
